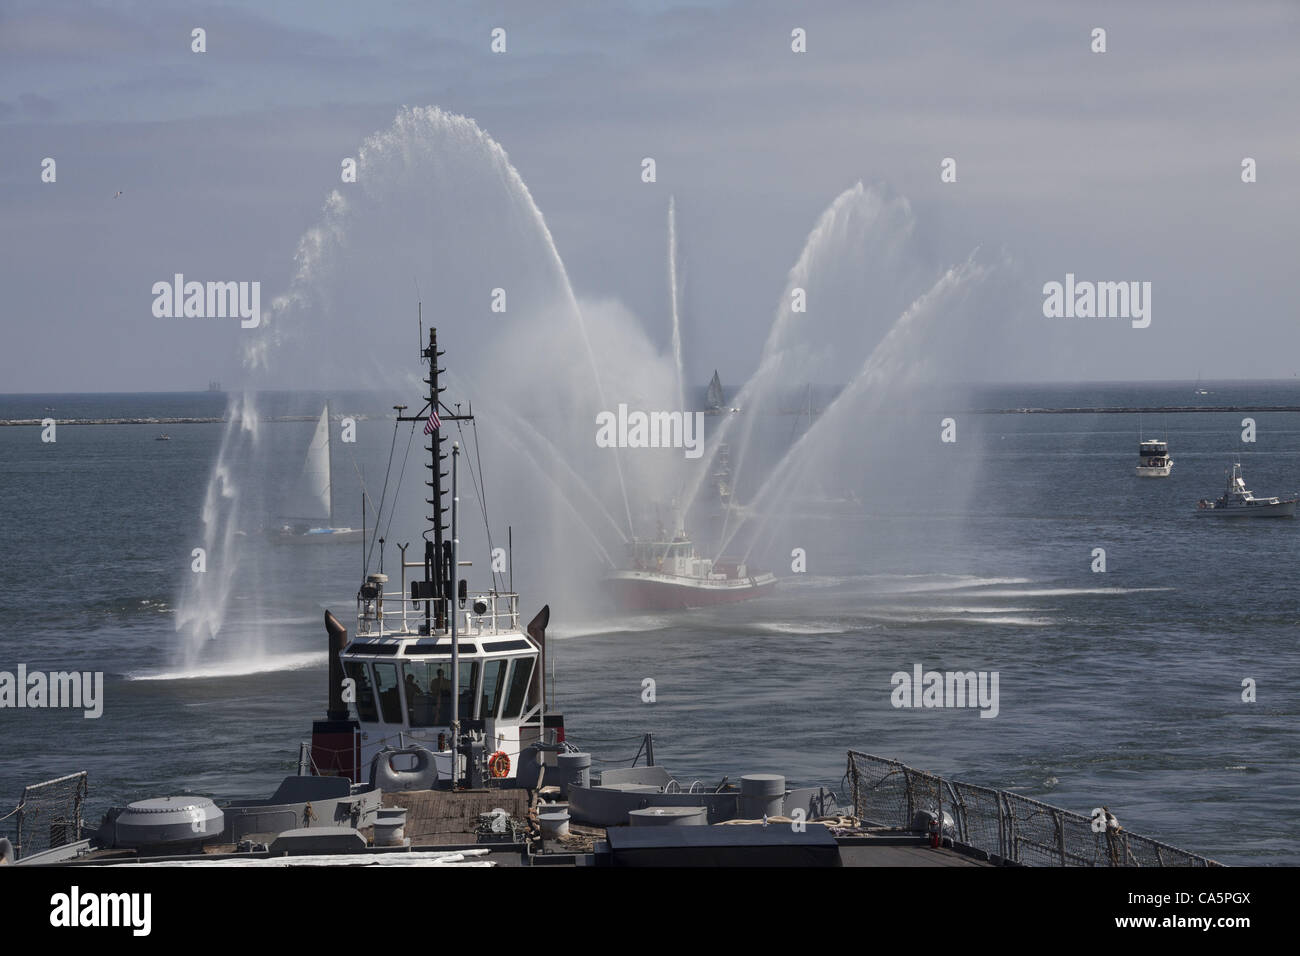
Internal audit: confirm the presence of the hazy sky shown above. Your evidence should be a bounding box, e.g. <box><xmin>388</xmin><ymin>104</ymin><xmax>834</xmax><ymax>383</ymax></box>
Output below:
<box><xmin>2</xmin><ymin>0</ymin><xmax>1298</xmax><ymax>392</ymax></box>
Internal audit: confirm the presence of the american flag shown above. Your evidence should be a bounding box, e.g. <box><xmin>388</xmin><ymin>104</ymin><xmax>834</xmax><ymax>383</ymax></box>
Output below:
<box><xmin>423</xmin><ymin>406</ymin><xmax>441</xmax><ymax>434</ymax></box>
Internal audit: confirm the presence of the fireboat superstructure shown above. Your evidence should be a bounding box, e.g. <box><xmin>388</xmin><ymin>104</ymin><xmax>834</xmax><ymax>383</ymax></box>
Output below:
<box><xmin>310</xmin><ymin>328</ymin><xmax>555</xmax><ymax>789</ymax></box>
<box><xmin>602</xmin><ymin>438</ymin><xmax>775</xmax><ymax>610</ymax></box>
<box><xmin>602</xmin><ymin>528</ymin><xmax>777</xmax><ymax>610</ymax></box>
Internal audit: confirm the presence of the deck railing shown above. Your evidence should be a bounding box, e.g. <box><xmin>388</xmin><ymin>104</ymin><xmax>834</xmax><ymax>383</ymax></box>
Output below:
<box><xmin>1</xmin><ymin>771</ymin><xmax>88</xmax><ymax>860</ymax></box>
<box><xmin>846</xmin><ymin>751</ymin><xmax>1221</xmax><ymax>867</ymax></box>
<box><xmin>358</xmin><ymin>588</ymin><xmax>521</xmax><ymax>638</ymax></box>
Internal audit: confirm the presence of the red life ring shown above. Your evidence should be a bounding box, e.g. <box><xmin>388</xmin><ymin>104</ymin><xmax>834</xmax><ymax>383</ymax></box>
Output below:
<box><xmin>488</xmin><ymin>751</ymin><xmax>511</xmax><ymax>778</ymax></box>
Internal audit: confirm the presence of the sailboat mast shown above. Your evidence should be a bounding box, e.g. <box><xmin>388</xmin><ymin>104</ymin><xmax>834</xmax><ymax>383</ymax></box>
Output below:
<box><xmin>326</xmin><ymin>399</ymin><xmax>335</xmax><ymax>528</ymax></box>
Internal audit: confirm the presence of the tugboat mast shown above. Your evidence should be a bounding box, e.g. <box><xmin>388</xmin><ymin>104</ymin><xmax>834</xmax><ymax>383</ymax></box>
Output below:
<box><xmin>395</xmin><ymin>326</ymin><xmax>472</xmax><ymax>634</ymax></box>
<box><xmin>450</xmin><ymin>440</ymin><xmax>461</xmax><ymax>775</ymax></box>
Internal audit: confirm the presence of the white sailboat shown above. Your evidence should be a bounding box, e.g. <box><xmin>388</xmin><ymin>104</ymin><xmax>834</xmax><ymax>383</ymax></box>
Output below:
<box><xmin>706</xmin><ymin>370</ymin><xmax>724</xmax><ymax>410</ymax></box>
<box><xmin>273</xmin><ymin>404</ymin><xmax>361</xmax><ymax>540</ymax></box>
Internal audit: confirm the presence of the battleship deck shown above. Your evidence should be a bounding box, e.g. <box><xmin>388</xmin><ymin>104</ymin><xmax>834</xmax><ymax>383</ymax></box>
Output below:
<box><xmin>18</xmin><ymin>829</ymin><xmax>998</xmax><ymax>868</ymax></box>
<box><xmin>372</xmin><ymin>790</ymin><xmax>996</xmax><ymax>866</ymax></box>
<box><xmin>379</xmin><ymin>789</ymin><xmax>530</xmax><ymax>844</ymax></box>
<box><xmin>838</xmin><ymin>843</ymin><xmax>992</xmax><ymax>866</ymax></box>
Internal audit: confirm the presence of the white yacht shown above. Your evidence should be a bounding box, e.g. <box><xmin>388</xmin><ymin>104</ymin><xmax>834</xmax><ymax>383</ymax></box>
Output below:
<box><xmin>1136</xmin><ymin>439</ymin><xmax>1173</xmax><ymax>477</ymax></box>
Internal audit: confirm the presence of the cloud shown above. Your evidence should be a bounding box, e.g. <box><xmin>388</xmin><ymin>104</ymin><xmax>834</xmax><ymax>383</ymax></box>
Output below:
<box><xmin>1</xmin><ymin>0</ymin><xmax>1297</xmax><ymax>389</ymax></box>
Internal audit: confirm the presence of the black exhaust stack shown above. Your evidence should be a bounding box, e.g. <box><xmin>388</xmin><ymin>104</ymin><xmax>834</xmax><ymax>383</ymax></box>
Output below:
<box><xmin>526</xmin><ymin>604</ymin><xmax>564</xmax><ymax>744</ymax></box>
<box><xmin>527</xmin><ymin>604</ymin><xmax>549</xmax><ymax>708</ymax></box>
<box><xmin>310</xmin><ymin>610</ymin><xmax>360</xmax><ymax>781</ymax></box>
<box><xmin>325</xmin><ymin>609</ymin><xmax>350</xmax><ymax>721</ymax></box>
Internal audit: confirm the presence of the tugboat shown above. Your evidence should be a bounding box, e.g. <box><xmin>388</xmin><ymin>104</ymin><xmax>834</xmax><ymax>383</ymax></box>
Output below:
<box><xmin>1136</xmin><ymin>439</ymin><xmax>1172</xmax><ymax>477</ymax></box>
<box><xmin>309</xmin><ymin>328</ymin><xmax>554</xmax><ymax>787</ymax></box>
<box><xmin>602</xmin><ymin>527</ymin><xmax>776</xmax><ymax>611</ymax></box>
<box><xmin>1196</xmin><ymin>462</ymin><xmax>1296</xmax><ymax>517</ymax></box>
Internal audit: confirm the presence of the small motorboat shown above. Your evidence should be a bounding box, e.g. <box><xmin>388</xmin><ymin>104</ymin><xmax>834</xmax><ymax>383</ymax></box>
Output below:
<box><xmin>1196</xmin><ymin>463</ymin><xmax>1296</xmax><ymax>517</ymax></box>
<box><xmin>1136</xmin><ymin>439</ymin><xmax>1172</xmax><ymax>477</ymax></box>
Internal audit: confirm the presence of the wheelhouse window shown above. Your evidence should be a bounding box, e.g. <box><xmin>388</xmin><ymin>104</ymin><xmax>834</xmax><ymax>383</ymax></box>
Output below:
<box><xmin>344</xmin><ymin>660</ymin><xmax>378</xmax><ymax>723</ymax></box>
<box><xmin>416</xmin><ymin>660</ymin><xmax>479</xmax><ymax>725</ymax></box>
<box><xmin>479</xmin><ymin>659</ymin><xmax>508</xmax><ymax>719</ymax></box>
<box><xmin>372</xmin><ymin>662</ymin><xmax>404</xmax><ymax>724</ymax></box>
<box><xmin>403</xmin><ymin>662</ymin><xmax>439</xmax><ymax>727</ymax></box>
<box><xmin>458</xmin><ymin>661</ymin><xmax>479</xmax><ymax>721</ymax></box>
<box><xmin>503</xmin><ymin>657</ymin><xmax>535</xmax><ymax>718</ymax></box>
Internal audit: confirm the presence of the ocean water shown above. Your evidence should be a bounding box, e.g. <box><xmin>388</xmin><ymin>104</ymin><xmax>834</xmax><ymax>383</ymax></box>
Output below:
<box><xmin>2</xmin><ymin>381</ymin><xmax>1298</xmax><ymax>865</ymax></box>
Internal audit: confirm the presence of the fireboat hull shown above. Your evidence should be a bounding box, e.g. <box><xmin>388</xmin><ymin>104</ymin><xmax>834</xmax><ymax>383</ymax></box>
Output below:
<box><xmin>602</xmin><ymin>570</ymin><xmax>777</xmax><ymax>611</ymax></box>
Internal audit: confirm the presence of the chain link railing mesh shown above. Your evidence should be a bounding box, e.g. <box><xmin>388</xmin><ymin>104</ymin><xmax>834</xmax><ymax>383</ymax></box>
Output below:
<box><xmin>846</xmin><ymin>751</ymin><xmax>1219</xmax><ymax>867</ymax></box>
<box><xmin>4</xmin><ymin>771</ymin><xmax>88</xmax><ymax>860</ymax></box>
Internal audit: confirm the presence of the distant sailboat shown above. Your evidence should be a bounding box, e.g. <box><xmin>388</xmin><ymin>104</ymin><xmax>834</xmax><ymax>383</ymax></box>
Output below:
<box><xmin>271</xmin><ymin>404</ymin><xmax>361</xmax><ymax>540</ymax></box>
<box><xmin>706</xmin><ymin>370</ymin><xmax>724</xmax><ymax>411</ymax></box>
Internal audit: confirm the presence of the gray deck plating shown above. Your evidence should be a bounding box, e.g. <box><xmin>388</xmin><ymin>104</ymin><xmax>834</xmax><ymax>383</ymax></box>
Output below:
<box><xmin>380</xmin><ymin>789</ymin><xmax>530</xmax><ymax>845</ymax></box>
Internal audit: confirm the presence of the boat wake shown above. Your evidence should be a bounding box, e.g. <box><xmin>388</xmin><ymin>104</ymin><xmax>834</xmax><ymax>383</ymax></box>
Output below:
<box><xmin>971</xmin><ymin>587</ymin><xmax>1175</xmax><ymax>598</ymax></box>
<box><xmin>874</xmin><ymin>604</ymin><xmax>1040</xmax><ymax>614</ymax></box>
<box><xmin>861</xmin><ymin>574</ymin><xmax>1036</xmax><ymax>593</ymax></box>
<box><xmin>549</xmin><ymin>616</ymin><xmax>672</xmax><ymax>640</ymax></box>
<box><xmin>870</xmin><ymin>612</ymin><xmax>1053</xmax><ymax>627</ymax></box>
<box><xmin>754</xmin><ymin>621</ymin><xmax>858</xmax><ymax>635</ymax></box>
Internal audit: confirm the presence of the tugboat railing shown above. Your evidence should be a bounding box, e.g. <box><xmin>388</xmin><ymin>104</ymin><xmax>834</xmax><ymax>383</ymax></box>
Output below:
<box><xmin>357</xmin><ymin>590</ymin><xmax>524</xmax><ymax>638</ymax></box>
